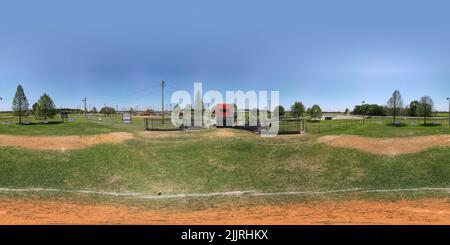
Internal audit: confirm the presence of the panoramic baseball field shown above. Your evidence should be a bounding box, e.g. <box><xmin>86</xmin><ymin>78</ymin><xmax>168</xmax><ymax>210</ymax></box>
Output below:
<box><xmin>0</xmin><ymin>114</ymin><xmax>449</xmax><ymax>224</ymax></box>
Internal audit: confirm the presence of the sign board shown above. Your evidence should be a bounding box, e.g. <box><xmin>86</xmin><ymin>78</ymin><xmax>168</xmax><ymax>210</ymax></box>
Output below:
<box><xmin>123</xmin><ymin>112</ymin><xmax>132</xmax><ymax>124</ymax></box>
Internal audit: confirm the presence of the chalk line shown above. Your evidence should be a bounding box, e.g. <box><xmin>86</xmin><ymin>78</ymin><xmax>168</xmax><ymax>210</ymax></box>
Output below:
<box><xmin>0</xmin><ymin>187</ymin><xmax>449</xmax><ymax>199</ymax></box>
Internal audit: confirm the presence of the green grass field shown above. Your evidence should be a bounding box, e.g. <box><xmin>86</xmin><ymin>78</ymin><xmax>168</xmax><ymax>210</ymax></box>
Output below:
<box><xmin>0</xmin><ymin>114</ymin><xmax>449</xmax><ymax>208</ymax></box>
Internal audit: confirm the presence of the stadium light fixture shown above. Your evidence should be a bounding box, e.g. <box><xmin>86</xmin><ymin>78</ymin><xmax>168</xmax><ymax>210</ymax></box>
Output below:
<box><xmin>447</xmin><ymin>97</ymin><xmax>450</xmax><ymax>127</ymax></box>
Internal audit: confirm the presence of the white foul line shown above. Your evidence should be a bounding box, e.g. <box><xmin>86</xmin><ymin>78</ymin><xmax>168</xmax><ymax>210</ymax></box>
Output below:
<box><xmin>0</xmin><ymin>187</ymin><xmax>449</xmax><ymax>199</ymax></box>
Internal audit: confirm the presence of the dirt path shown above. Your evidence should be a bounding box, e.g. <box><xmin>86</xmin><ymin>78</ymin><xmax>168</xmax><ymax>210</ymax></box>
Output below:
<box><xmin>0</xmin><ymin>132</ymin><xmax>134</xmax><ymax>151</ymax></box>
<box><xmin>318</xmin><ymin>134</ymin><xmax>450</xmax><ymax>155</ymax></box>
<box><xmin>0</xmin><ymin>198</ymin><xmax>449</xmax><ymax>224</ymax></box>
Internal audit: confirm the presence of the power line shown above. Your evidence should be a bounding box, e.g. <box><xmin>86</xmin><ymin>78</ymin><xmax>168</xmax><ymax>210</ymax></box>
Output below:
<box><xmin>165</xmin><ymin>83</ymin><xmax>182</xmax><ymax>92</ymax></box>
<box><xmin>112</xmin><ymin>89</ymin><xmax>161</xmax><ymax>105</ymax></box>
<box><xmin>102</xmin><ymin>84</ymin><xmax>160</xmax><ymax>104</ymax></box>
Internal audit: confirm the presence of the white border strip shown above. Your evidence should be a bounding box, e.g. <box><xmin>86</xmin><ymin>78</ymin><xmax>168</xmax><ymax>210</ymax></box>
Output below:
<box><xmin>0</xmin><ymin>187</ymin><xmax>449</xmax><ymax>199</ymax></box>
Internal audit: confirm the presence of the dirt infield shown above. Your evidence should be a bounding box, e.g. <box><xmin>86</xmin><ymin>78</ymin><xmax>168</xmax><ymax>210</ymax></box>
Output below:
<box><xmin>0</xmin><ymin>132</ymin><xmax>134</xmax><ymax>151</ymax></box>
<box><xmin>318</xmin><ymin>134</ymin><xmax>450</xmax><ymax>155</ymax></box>
<box><xmin>0</xmin><ymin>198</ymin><xmax>449</xmax><ymax>224</ymax></box>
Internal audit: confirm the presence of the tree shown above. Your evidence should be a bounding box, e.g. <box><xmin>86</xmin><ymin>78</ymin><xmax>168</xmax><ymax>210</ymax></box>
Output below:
<box><xmin>344</xmin><ymin>108</ymin><xmax>350</xmax><ymax>116</ymax></box>
<box><xmin>92</xmin><ymin>106</ymin><xmax>98</xmax><ymax>114</ymax></box>
<box><xmin>37</xmin><ymin>93</ymin><xmax>57</xmax><ymax>120</ymax></box>
<box><xmin>418</xmin><ymin>96</ymin><xmax>434</xmax><ymax>125</ymax></box>
<box><xmin>290</xmin><ymin>101</ymin><xmax>305</xmax><ymax>118</ymax></box>
<box><xmin>12</xmin><ymin>85</ymin><xmax>29</xmax><ymax>124</ymax></box>
<box><xmin>387</xmin><ymin>90</ymin><xmax>404</xmax><ymax>124</ymax></box>
<box><xmin>275</xmin><ymin>106</ymin><xmax>285</xmax><ymax>117</ymax></box>
<box><xmin>100</xmin><ymin>106</ymin><xmax>116</xmax><ymax>116</ymax></box>
<box><xmin>309</xmin><ymin>104</ymin><xmax>323</xmax><ymax>121</ymax></box>
<box><xmin>407</xmin><ymin>100</ymin><xmax>420</xmax><ymax>117</ymax></box>
<box><xmin>370</xmin><ymin>105</ymin><xmax>386</xmax><ymax>116</ymax></box>
<box><xmin>32</xmin><ymin>103</ymin><xmax>40</xmax><ymax>116</ymax></box>
<box><xmin>352</xmin><ymin>104</ymin><xmax>386</xmax><ymax>116</ymax></box>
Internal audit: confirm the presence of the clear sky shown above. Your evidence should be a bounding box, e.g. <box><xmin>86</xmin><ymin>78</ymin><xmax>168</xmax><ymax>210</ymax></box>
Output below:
<box><xmin>1</xmin><ymin>0</ymin><xmax>449</xmax><ymax>111</ymax></box>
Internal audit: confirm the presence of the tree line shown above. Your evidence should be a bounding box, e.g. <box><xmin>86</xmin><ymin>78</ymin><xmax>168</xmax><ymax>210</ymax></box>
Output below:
<box><xmin>10</xmin><ymin>84</ymin><xmax>125</xmax><ymax>124</ymax></box>
<box><xmin>9</xmin><ymin>84</ymin><xmax>439</xmax><ymax>126</ymax></box>
<box><xmin>276</xmin><ymin>90</ymin><xmax>437</xmax><ymax>125</ymax></box>
<box><xmin>353</xmin><ymin>90</ymin><xmax>436</xmax><ymax>125</ymax></box>
<box><xmin>275</xmin><ymin>102</ymin><xmax>323</xmax><ymax>121</ymax></box>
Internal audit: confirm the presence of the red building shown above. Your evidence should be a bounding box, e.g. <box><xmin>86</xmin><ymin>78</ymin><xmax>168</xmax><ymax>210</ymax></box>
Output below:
<box><xmin>215</xmin><ymin>103</ymin><xmax>235</xmax><ymax>127</ymax></box>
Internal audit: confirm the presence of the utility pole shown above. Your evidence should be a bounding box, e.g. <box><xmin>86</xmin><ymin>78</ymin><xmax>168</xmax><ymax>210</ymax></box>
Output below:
<box><xmin>160</xmin><ymin>80</ymin><xmax>166</xmax><ymax>124</ymax></box>
<box><xmin>361</xmin><ymin>101</ymin><xmax>366</xmax><ymax>124</ymax></box>
<box><xmin>82</xmin><ymin>97</ymin><xmax>87</xmax><ymax>118</ymax></box>
<box><xmin>447</xmin><ymin>97</ymin><xmax>450</xmax><ymax>127</ymax></box>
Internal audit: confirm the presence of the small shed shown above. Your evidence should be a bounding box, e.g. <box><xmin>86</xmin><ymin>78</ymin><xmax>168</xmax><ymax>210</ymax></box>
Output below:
<box><xmin>215</xmin><ymin>103</ymin><xmax>234</xmax><ymax>127</ymax></box>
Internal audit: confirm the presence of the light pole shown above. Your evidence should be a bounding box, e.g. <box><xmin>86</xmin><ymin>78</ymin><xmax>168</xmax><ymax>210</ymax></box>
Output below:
<box><xmin>160</xmin><ymin>80</ymin><xmax>166</xmax><ymax>124</ymax></box>
<box><xmin>362</xmin><ymin>101</ymin><xmax>366</xmax><ymax>124</ymax></box>
<box><xmin>447</xmin><ymin>97</ymin><xmax>449</xmax><ymax>127</ymax></box>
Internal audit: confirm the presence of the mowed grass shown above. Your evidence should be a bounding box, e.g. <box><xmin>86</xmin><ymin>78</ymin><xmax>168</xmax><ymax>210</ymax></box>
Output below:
<box><xmin>0</xmin><ymin>122</ymin><xmax>449</xmax><ymax>205</ymax></box>
<box><xmin>0</xmin><ymin>120</ymin><xmax>122</xmax><ymax>136</ymax></box>
<box><xmin>326</xmin><ymin>123</ymin><xmax>450</xmax><ymax>137</ymax></box>
<box><xmin>0</xmin><ymin>114</ymin><xmax>145</xmax><ymax>135</ymax></box>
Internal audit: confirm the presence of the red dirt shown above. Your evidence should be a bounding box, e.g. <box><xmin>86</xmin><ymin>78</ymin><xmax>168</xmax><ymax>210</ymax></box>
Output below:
<box><xmin>0</xmin><ymin>132</ymin><xmax>134</xmax><ymax>151</ymax></box>
<box><xmin>0</xmin><ymin>198</ymin><xmax>449</xmax><ymax>224</ymax></box>
<box><xmin>318</xmin><ymin>134</ymin><xmax>450</xmax><ymax>155</ymax></box>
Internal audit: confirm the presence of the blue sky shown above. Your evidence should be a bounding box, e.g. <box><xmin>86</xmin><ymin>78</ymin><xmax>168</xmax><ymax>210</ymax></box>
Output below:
<box><xmin>1</xmin><ymin>0</ymin><xmax>449</xmax><ymax>111</ymax></box>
